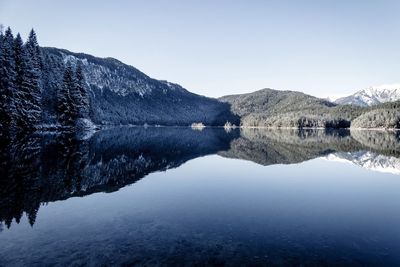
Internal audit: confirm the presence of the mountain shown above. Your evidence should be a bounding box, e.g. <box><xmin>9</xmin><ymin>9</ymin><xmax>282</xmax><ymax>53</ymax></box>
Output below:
<box><xmin>40</xmin><ymin>47</ymin><xmax>239</xmax><ymax>126</ymax></box>
<box><xmin>219</xmin><ymin>88</ymin><xmax>361</xmax><ymax>128</ymax></box>
<box><xmin>219</xmin><ymin>88</ymin><xmax>335</xmax><ymax>117</ymax></box>
<box><xmin>2</xmin><ymin>27</ymin><xmax>398</xmax><ymax>131</ymax></box>
<box><xmin>351</xmin><ymin>106</ymin><xmax>400</xmax><ymax>129</ymax></box>
<box><xmin>220</xmin><ymin>87</ymin><xmax>400</xmax><ymax>129</ymax></box>
<box><xmin>334</xmin><ymin>84</ymin><xmax>400</xmax><ymax>107</ymax></box>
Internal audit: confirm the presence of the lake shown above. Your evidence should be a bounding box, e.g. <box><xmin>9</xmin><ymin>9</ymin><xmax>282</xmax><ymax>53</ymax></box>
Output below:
<box><xmin>0</xmin><ymin>127</ymin><xmax>400</xmax><ymax>266</ymax></box>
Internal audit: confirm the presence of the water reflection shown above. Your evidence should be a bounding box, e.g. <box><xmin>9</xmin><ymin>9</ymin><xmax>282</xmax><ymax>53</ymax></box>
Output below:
<box><xmin>1</xmin><ymin>127</ymin><xmax>400</xmax><ymax>266</ymax></box>
<box><xmin>220</xmin><ymin>128</ymin><xmax>400</xmax><ymax>166</ymax></box>
<box><xmin>0</xmin><ymin>127</ymin><xmax>399</xmax><ymax>230</ymax></box>
<box><xmin>326</xmin><ymin>151</ymin><xmax>400</xmax><ymax>175</ymax></box>
<box><xmin>0</xmin><ymin>127</ymin><xmax>238</xmax><ymax>229</ymax></box>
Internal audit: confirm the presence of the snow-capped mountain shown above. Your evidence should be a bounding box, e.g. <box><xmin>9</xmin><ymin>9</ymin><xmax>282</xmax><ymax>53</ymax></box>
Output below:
<box><xmin>325</xmin><ymin>151</ymin><xmax>400</xmax><ymax>175</ymax></box>
<box><xmin>334</xmin><ymin>84</ymin><xmax>400</xmax><ymax>106</ymax></box>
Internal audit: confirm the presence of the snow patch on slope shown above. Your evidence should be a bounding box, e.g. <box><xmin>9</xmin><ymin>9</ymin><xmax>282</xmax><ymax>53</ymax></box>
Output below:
<box><xmin>61</xmin><ymin>52</ymin><xmax>153</xmax><ymax>97</ymax></box>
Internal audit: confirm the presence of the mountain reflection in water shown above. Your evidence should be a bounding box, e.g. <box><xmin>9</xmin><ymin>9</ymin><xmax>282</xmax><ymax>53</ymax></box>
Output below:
<box><xmin>1</xmin><ymin>127</ymin><xmax>400</xmax><ymax>266</ymax></box>
<box><xmin>0</xmin><ymin>127</ymin><xmax>399</xmax><ymax>229</ymax></box>
<box><xmin>0</xmin><ymin>127</ymin><xmax>238</xmax><ymax>228</ymax></box>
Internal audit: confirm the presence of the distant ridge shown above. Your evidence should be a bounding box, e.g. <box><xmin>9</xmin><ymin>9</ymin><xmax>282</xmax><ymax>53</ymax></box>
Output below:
<box><xmin>220</xmin><ymin>87</ymin><xmax>400</xmax><ymax>129</ymax></box>
<box><xmin>334</xmin><ymin>84</ymin><xmax>400</xmax><ymax>107</ymax></box>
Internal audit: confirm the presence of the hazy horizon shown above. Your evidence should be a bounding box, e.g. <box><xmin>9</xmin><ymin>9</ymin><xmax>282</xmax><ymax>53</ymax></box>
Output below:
<box><xmin>1</xmin><ymin>0</ymin><xmax>399</xmax><ymax>98</ymax></box>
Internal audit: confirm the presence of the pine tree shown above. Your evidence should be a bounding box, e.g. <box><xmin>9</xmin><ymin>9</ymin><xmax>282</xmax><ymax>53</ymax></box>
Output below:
<box><xmin>13</xmin><ymin>33</ymin><xmax>37</xmax><ymax>130</ymax></box>
<box><xmin>57</xmin><ymin>61</ymin><xmax>90</xmax><ymax>128</ymax></box>
<box><xmin>74</xmin><ymin>62</ymin><xmax>89</xmax><ymax>118</ymax></box>
<box><xmin>24</xmin><ymin>29</ymin><xmax>42</xmax><ymax>124</ymax></box>
<box><xmin>57</xmin><ymin>63</ymin><xmax>75</xmax><ymax>127</ymax></box>
<box><xmin>0</xmin><ymin>28</ymin><xmax>6</xmax><ymax>131</ymax></box>
<box><xmin>0</xmin><ymin>27</ymin><xmax>16</xmax><ymax>134</ymax></box>
<box><xmin>25</xmin><ymin>29</ymin><xmax>43</xmax><ymax>72</ymax></box>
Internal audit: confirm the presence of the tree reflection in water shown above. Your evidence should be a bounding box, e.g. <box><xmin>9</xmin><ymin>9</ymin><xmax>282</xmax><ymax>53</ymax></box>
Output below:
<box><xmin>0</xmin><ymin>127</ymin><xmax>399</xmax><ymax>229</ymax></box>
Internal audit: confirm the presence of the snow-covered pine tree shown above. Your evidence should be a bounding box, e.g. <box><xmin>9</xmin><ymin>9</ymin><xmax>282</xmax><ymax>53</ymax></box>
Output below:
<box><xmin>13</xmin><ymin>33</ymin><xmax>29</xmax><ymax>130</ymax></box>
<box><xmin>13</xmin><ymin>33</ymin><xmax>42</xmax><ymax>131</ymax></box>
<box><xmin>74</xmin><ymin>61</ymin><xmax>89</xmax><ymax>118</ymax></box>
<box><xmin>0</xmin><ymin>28</ymin><xmax>6</xmax><ymax>131</ymax></box>
<box><xmin>24</xmin><ymin>29</ymin><xmax>43</xmax><ymax>123</ymax></box>
<box><xmin>25</xmin><ymin>29</ymin><xmax>43</xmax><ymax>72</ymax></box>
<box><xmin>57</xmin><ymin>63</ymin><xmax>75</xmax><ymax>127</ymax></box>
<box><xmin>41</xmin><ymin>50</ymin><xmax>65</xmax><ymax>123</ymax></box>
<box><xmin>0</xmin><ymin>27</ymin><xmax>17</xmax><ymax>134</ymax></box>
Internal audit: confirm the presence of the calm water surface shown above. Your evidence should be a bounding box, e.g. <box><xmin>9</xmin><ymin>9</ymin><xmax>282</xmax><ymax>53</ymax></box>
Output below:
<box><xmin>0</xmin><ymin>127</ymin><xmax>400</xmax><ymax>266</ymax></box>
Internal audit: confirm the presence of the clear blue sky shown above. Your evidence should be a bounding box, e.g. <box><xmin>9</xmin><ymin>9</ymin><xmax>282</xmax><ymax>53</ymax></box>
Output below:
<box><xmin>1</xmin><ymin>0</ymin><xmax>399</xmax><ymax>98</ymax></box>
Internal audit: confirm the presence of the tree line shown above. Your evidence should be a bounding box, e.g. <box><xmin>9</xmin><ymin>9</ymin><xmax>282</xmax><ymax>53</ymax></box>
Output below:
<box><xmin>0</xmin><ymin>26</ymin><xmax>90</xmax><ymax>137</ymax></box>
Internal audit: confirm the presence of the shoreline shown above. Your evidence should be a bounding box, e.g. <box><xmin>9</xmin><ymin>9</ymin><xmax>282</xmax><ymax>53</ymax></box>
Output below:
<box><xmin>34</xmin><ymin>124</ymin><xmax>400</xmax><ymax>133</ymax></box>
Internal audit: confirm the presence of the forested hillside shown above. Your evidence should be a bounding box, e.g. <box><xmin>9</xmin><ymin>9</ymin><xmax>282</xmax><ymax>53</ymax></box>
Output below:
<box><xmin>0</xmin><ymin>28</ymin><xmax>43</xmax><ymax>134</ymax></box>
<box><xmin>1</xmin><ymin>26</ymin><xmax>398</xmax><ymax>134</ymax></box>
<box><xmin>220</xmin><ymin>88</ymin><xmax>335</xmax><ymax>117</ymax></box>
<box><xmin>42</xmin><ymin>48</ymin><xmax>239</xmax><ymax>126</ymax></box>
<box><xmin>351</xmin><ymin>104</ymin><xmax>400</xmax><ymax>129</ymax></box>
<box><xmin>220</xmin><ymin>89</ymin><xmax>361</xmax><ymax>128</ymax></box>
<box><xmin>0</xmin><ymin>27</ymin><xmax>93</xmax><ymax>137</ymax></box>
<box><xmin>220</xmin><ymin>89</ymin><xmax>400</xmax><ymax>129</ymax></box>
<box><xmin>0</xmin><ymin>26</ymin><xmax>239</xmax><ymax>138</ymax></box>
